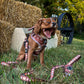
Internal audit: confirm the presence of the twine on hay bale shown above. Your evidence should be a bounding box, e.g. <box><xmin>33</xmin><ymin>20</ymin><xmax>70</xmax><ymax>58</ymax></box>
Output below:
<box><xmin>0</xmin><ymin>20</ymin><xmax>15</xmax><ymax>53</ymax></box>
<box><xmin>0</xmin><ymin>0</ymin><xmax>42</xmax><ymax>27</ymax></box>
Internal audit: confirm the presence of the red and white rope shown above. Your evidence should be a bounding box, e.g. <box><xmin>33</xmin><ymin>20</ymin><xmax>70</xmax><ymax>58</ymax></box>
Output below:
<box><xmin>1</xmin><ymin>55</ymin><xmax>81</xmax><ymax>82</ymax></box>
<box><xmin>67</xmin><ymin>55</ymin><xmax>81</xmax><ymax>65</ymax></box>
<box><xmin>1</xmin><ymin>61</ymin><xmax>18</xmax><ymax>67</ymax></box>
<box><xmin>25</xmin><ymin>41</ymin><xmax>28</xmax><ymax>61</ymax></box>
<box><xmin>50</xmin><ymin>65</ymin><xmax>64</xmax><ymax>80</ymax></box>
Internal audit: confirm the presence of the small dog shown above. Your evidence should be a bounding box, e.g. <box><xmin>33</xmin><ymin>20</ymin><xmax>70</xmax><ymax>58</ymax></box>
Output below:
<box><xmin>17</xmin><ymin>18</ymin><xmax>58</xmax><ymax>69</ymax></box>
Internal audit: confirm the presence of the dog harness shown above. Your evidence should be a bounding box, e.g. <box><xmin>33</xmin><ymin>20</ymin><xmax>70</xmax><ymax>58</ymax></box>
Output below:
<box><xmin>24</xmin><ymin>33</ymin><xmax>47</xmax><ymax>61</ymax></box>
<box><xmin>24</xmin><ymin>34</ymin><xmax>29</xmax><ymax>61</ymax></box>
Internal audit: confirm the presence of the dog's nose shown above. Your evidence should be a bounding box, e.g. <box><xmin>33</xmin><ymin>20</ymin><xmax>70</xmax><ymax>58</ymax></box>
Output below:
<box><xmin>52</xmin><ymin>22</ymin><xmax>56</xmax><ymax>26</ymax></box>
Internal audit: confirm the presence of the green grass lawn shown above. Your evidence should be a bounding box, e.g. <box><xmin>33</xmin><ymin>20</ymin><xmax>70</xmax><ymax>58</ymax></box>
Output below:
<box><xmin>0</xmin><ymin>38</ymin><xmax>84</xmax><ymax>84</ymax></box>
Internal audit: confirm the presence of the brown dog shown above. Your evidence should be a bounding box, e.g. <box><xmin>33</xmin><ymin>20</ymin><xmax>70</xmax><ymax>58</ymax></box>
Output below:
<box><xmin>17</xmin><ymin>18</ymin><xmax>58</xmax><ymax>69</ymax></box>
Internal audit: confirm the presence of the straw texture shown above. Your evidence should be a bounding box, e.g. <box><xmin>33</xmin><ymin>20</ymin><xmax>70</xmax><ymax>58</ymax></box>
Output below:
<box><xmin>0</xmin><ymin>0</ymin><xmax>42</xmax><ymax>27</ymax></box>
<box><xmin>0</xmin><ymin>0</ymin><xmax>42</xmax><ymax>53</ymax></box>
<box><xmin>0</xmin><ymin>20</ymin><xmax>15</xmax><ymax>53</ymax></box>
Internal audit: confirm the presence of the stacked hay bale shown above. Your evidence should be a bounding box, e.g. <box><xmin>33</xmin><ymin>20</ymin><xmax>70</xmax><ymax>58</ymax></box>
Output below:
<box><xmin>56</xmin><ymin>30</ymin><xmax>62</xmax><ymax>46</ymax></box>
<box><xmin>0</xmin><ymin>20</ymin><xmax>15</xmax><ymax>53</ymax></box>
<box><xmin>0</xmin><ymin>0</ymin><xmax>42</xmax><ymax>27</ymax></box>
<box><xmin>0</xmin><ymin>0</ymin><xmax>42</xmax><ymax>53</ymax></box>
<box><xmin>11</xmin><ymin>28</ymin><xmax>26</xmax><ymax>52</ymax></box>
<box><xmin>46</xmin><ymin>34</ymin><xmax>58</xmax><ymax>49</ymax></box>
<box><xmin>0</xmin><ymin>0</ymin><xmax>5</xmax><ymax>20</ymax></box>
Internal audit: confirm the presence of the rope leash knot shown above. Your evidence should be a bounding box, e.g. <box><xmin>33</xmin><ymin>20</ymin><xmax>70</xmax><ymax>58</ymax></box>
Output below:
<box><xmin>50</xmin><ymin>55</ymin><xmax>81</xmax><ymax>80</ymax></box>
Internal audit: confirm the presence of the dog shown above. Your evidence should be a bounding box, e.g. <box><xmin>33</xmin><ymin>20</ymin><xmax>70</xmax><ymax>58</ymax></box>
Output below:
<box><xmin>17</xmin><ymin>18</ymin><xmax>58</xmax><ymax>69</ymax></box>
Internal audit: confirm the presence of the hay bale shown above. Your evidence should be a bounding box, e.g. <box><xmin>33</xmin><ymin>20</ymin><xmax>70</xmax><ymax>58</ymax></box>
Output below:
<box><xmin>0</xmin><ymin>20</ymin><xmax>15</xmax><ymax>53</ymax></box>
<box><xmin>46</xmin><ymin>34</ymin><xmax>58</xmax><ymax>49</ymax></box>
<box><xmin>0</xmin><ymin>0</ymin><xmax>5</xmax><ymax>20</ymax></box>
<box><xmin>11</xmin><ymin>28</ymin><xmax>26</xmax><ymax>52</ymax></box>
<box><xmin>56</xmin><ymin>30</ymin><xmax>62</xmax><ymax>46</ymax></box>
<box><xmin>0</xmin><ymin>0</ymin><xmax>42</xmax><ymax>27</ymax></box>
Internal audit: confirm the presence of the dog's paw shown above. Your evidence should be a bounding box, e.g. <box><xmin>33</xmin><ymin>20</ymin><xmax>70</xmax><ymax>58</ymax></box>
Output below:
<box><xmin>41</xmin><ymin>63</ymin><xmax>45</xmax><ymax>67</ymax></box>
<box><xmin>26</xmin><ymin>65</ymin><xmax>31</xmax><ymax>70</ymax></box>
<box><xmin>25</xmin><ymin>67</ymin><xmax>33</xmax><ymax>72</ymax></box>
<box><xmin>16</xmin><ymin>58</ymin><xmax>22</xmax><ymax>61</ymax></box>
<box><xmin>16</xmin><ymin>55</ymin><xmax>25</xmax><ymax>61</ymax></box>
<box><xmin>16</xmin><ymin>57</ymin><xmax>20</xmax><ymax>61</ymax></box>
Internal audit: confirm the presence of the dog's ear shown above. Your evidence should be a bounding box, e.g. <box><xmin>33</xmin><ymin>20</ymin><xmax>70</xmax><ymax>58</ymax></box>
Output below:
<box><xmin>33</xmin><ymin>24</ymin><xmax>41</xmax><ymax>34</ymax></box>
<box><xmin>38</xmin><ymin>18</ymin><xmax>43</xmax><ymax>26</ymax></box>
<box><xmin>33</xmin><ymin>18</ymin><xmax>43</xmax><ymax>34</ymax></box>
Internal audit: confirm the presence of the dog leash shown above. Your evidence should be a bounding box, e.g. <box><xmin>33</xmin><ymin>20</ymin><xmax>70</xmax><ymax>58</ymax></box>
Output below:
<box><xmin>1</xmin><ymin>55</ymin><xmax>81</xmax><ymax>82</ymax></box>
<box><xmin>24</xmin><ymin>35</ymin><xmax>29</xmax><ymax>61</ymax></box>
<box><xmin>28</xmin><ymin>26</ymin><xmax>35</xmax><ymax>31</ymax></box>
<box><xmin>50</xmin><ymin>55</ymin><xmax>81</xmax><ymax>80</ymax></box>
<box><xmin>1</xmin><ymin>61</ymin><xmax>18</xmax><ymax>68</ymax></box>
<box><xmin>20</xmin><ymin>71</ymin><xmax>47</xmax><ymax>82</ymax></box>
<box><xmin>20</xmin><ymin>55</ymin><xmax>81</xmax><ymax>82</ymax></box>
